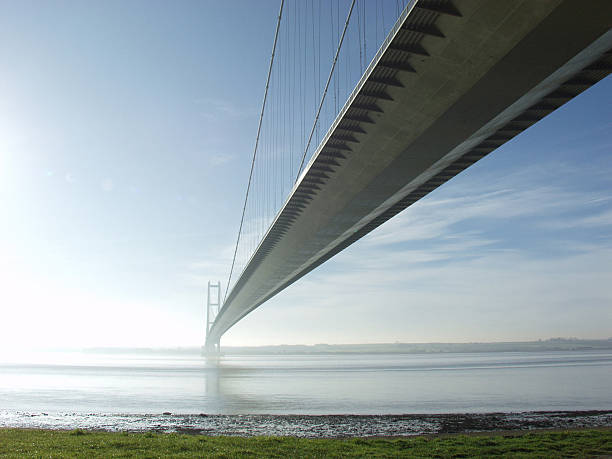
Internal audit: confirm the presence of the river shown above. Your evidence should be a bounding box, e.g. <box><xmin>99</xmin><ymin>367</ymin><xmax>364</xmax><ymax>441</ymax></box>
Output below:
<box><xmin>1</xmin><ymin>349</ymin><xmax>610</xmax><ymax>435</ymax></box>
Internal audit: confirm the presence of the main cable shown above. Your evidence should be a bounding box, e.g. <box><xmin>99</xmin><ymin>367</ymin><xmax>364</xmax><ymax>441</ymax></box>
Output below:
<box><xmin>295</xmin><ymin>0</ymin><xmax>356</xmax><ymax>183</ymax></box>
<box><xmin>224</xmin><ymin>0</ymin><xmax>285</xmax><ymax>303</ymax></box>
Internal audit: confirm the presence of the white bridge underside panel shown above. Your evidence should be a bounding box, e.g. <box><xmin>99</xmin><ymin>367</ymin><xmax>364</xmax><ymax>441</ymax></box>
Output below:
<box><xmin>208</xmin><ymin>0</ymin><xmax>612</xmax><ymax>343</ymax></box>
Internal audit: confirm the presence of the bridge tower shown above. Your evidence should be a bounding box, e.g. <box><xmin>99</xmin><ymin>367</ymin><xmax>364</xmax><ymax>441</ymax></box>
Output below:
<box><xmin>205</xmin><ymin>280</ymin><xmax>221</xmax><ymax>354</ymax></box>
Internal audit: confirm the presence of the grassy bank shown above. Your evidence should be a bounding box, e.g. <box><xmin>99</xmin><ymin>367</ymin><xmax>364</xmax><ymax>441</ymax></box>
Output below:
<box><xmin>0</xmin><ymin>428</ymin><xmax>610</xmax><ymax>458</ymax></box>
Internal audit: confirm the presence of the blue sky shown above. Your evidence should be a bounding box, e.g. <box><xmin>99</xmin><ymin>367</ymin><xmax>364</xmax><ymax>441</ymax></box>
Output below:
<box><xmin>1</xmin><ymin>1</ymin><xmax>610</xmax><ymax>348</ymax></box>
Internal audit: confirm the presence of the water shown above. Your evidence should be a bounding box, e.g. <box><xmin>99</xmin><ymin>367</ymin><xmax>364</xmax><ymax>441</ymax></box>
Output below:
<box><xmin>1</xmin><ymin>350</ymin><xmax>611</xmax><ymax>434</ymax></box>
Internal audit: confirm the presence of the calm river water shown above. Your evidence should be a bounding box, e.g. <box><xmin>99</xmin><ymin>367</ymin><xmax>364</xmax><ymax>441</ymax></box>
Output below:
<box><xmin>1</xmin><ymin>350</ymin><xmax>611</xmax><ymax>434</ymax></box>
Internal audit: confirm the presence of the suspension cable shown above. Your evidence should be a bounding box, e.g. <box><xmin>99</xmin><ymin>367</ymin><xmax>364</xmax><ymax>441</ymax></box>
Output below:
<box><xmin>295</xmin><ymin>0</ymin><xmax>356</xmax><ymax>183</ymax></box>
<box><xmin>224</xmin><ymin>0</ymin><xmax>285</xmax><ymax>303</ymax></box>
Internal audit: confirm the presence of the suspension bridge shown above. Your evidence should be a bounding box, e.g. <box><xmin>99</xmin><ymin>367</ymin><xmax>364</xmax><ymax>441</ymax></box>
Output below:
<box><xmin>205</xmin><ymin>0</ymin><xmax>612</xmax><ymax>352</ymax></box>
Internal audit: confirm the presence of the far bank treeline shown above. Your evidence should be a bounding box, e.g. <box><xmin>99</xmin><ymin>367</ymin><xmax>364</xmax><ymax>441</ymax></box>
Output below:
<box><xmin>83</xmin><ymin>338</ymin><xmax>612</xmax><ymax>356</ymax></box>
<box><xmin>223</xmin><ymin>338</ymin><xmax>612</xmax><ymax>355</ymax></box>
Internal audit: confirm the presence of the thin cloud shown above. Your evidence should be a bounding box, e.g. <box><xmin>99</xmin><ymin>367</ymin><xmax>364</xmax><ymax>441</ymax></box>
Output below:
<box><xmin>540</xmin><ymin>208</ymin><xmax>612</xmax><ymax>230</ymax></box>
<box><xmin>196</xmin><ymin>98</ymin><xmax>256</xmax><ymax>120</ymax></box>
<box><xmin>208</xmin><ymin>153</ymin><xmax>234</xmax><ymax>166</ymax></box>
<box><xmin>183</xmin><ymin>244</ymin><xmax>234</xmax><ymax>289</ymax></box>
<box><xmin>101</xmin><ymin>178</ymin><xmax>114</xmax><ymax>192</ymax></box>
<box><xmin>363</xmin><ymin>160</ymin><xmax>611</xmax><ymax>248</ymax></box>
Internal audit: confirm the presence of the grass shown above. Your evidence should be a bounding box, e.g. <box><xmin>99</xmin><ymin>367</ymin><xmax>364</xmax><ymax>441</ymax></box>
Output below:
<box><xmin>0</xmin><ymin>428</ymin><xmax>610</xmax><ymax>458</ymax></box>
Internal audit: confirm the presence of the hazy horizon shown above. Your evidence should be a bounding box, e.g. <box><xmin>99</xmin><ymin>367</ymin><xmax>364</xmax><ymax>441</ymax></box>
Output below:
<box><xmin>5</xmin><ymin>337</ymin><xmax>611</xmax><ymax>353</ymax></box>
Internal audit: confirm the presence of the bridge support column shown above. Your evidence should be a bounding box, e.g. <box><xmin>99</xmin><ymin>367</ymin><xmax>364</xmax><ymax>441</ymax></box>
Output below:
<box><xmin>204</xmin><ymin>280</ymin><xmax>222</xmax><ymax>355</ymax></box>
<box><xmin>205</xmin><ymin>339</ymin><xmax>220</xmax><ymax>355</ymax></box>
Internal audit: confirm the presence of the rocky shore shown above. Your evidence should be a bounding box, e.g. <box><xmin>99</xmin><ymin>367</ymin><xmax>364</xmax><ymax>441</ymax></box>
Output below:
<box><xmin>2</xmin><ymin>410</ymin><xmax>611</xmax><ymax>437</ymax></box>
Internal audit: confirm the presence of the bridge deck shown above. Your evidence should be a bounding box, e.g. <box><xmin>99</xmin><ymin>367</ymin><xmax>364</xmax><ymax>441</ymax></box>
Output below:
<box><xmin>208</xmin><ymin>0</ymin><xmax>612</xmax><ymax>344</ymax></box>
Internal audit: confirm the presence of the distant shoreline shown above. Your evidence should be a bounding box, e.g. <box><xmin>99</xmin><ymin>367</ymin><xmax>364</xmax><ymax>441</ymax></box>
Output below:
<box><xmin>79</xmin><ymin>337</ymin><xmax>612</xmax><ymax>355</ymax></box>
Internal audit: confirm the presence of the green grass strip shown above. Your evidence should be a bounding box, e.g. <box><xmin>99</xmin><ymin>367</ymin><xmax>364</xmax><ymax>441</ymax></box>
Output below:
<box><xmin>0</xmin><ymin>427</ymin><xmax>610</xmax><ymax>458</ymax></box>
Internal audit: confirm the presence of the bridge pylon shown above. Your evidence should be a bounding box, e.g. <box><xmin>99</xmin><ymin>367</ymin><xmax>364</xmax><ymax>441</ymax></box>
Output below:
<box><xmin>204</xmin><ymin>280</ymin><xmax>221</xmax><ymax>355</ymax></box>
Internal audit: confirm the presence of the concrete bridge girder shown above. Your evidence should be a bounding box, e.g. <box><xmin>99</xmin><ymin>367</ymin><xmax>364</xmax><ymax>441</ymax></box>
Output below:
<box><xmin>207</xmin><ymin>0</ymin><xmax>612</xmax><ymax>345</ymax></box>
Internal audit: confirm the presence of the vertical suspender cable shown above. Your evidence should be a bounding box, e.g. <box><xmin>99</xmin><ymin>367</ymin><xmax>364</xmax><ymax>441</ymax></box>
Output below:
<box><xmin>295</xmin><ymin>0</ymin><xmax>357</xmax><ymax>182</ymax></box>
<box><xmin>357</xmin><ymin>0</ymin><xmax>363</xmax><ymax>72</ymax></box>
<box><xmin>224</xmin><ymin>0</ymin><xmax>285</xmax><ymax>303</ymax></box>
<box><xmin>330</xmin><ymin>1</ymin><xmax>336</xmax><ymax>116</ymax></box>
<box><xmin>363</xmin><ymin>0</ymin><xmax>366</xmax><ymax>66</ymax></box>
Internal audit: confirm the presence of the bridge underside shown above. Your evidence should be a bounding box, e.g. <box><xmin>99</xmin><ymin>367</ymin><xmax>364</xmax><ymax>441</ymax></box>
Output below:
<box><xmin>208</xmin><ymin>0</ymin><xmax>612</xmax><ymax>344</ymax></box>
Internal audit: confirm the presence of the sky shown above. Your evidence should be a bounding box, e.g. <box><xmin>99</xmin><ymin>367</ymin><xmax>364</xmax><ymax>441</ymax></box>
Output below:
<box><xmin>0</xmin><ymin>1</ymin><xmax>611</xmax><ymax>349</ymax></box>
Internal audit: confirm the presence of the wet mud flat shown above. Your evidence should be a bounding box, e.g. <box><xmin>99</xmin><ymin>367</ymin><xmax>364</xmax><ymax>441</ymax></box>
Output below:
<box><xmin>2</xmin><ymin>410</ymin><xmax>611</xmax><ymax>437</ymax></box>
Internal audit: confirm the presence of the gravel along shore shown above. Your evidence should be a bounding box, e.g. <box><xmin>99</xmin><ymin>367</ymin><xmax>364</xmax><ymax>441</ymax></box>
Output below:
<box><xmin>3</xmin><ymin>410</ymin><xmax>610</xmax><ymax>437</ymax></box>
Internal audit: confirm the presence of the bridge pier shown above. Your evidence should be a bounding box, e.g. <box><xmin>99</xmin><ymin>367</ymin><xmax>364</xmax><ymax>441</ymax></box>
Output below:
<box><xmin>204</xmin><ymin>280</ymin><xmax>222</xmax><ymax>356</ymax></box>
<box><xmin>203</xmin><ymin>338</ymin><xmax>220</xmax><ymax>357</ymax></box>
